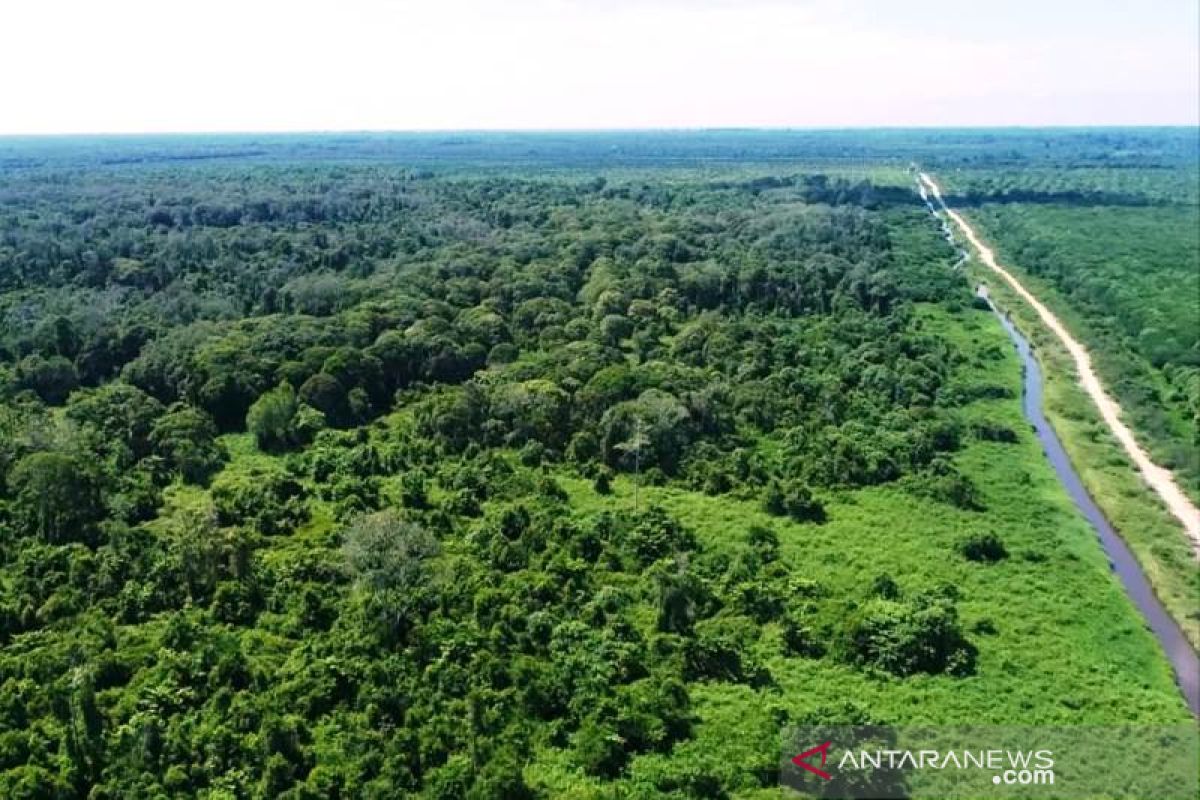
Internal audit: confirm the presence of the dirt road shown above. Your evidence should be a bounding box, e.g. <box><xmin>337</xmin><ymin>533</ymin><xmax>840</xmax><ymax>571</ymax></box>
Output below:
<box><xmin>918</xmin><ymin>172</ymin><xmax>1200</xmax><ymax>554</ymax></box>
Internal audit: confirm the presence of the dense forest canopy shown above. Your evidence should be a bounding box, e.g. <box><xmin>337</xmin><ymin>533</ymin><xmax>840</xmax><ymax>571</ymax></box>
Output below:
<box><xmin>0</xmin><ymin>130</ymin><xmax>1193</xmax><ymax>799</ymax></box>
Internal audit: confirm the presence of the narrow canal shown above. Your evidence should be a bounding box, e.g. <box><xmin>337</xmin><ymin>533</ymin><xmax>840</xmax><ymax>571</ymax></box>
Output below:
<box><xmin>988</xmin><ymin>293</ymin><xmax>1200</xmax><ymax>715</ymax></box>
<box><xmin>916</xmin><ymin>173</ymin><xmax>1199</xmax><ymax>715</ymax></box>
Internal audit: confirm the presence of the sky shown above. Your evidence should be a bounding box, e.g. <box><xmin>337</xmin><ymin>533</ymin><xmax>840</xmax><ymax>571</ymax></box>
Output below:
<box><xmin>1</xmin><ymin>0</ymin><xmax>1197</xmax><ymax>134</ymax></box>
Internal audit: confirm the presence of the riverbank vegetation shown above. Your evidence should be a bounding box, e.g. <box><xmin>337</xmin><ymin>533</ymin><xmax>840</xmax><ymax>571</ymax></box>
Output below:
<box><xmin>0</xmin><ymin>132</ymin><xmax>1192</xmax><ymax>798</ymax></box>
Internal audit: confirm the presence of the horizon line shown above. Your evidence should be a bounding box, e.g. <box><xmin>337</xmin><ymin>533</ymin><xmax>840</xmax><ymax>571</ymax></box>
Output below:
<box><xmin>3</xmin><ymin>123</ymin><xmax>1199</xmax><ymax>139</ymax></box>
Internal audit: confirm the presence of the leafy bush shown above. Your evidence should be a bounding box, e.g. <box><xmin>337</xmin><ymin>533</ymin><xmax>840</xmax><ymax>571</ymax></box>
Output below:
<box><xmin>782</xmin><ymin>609</ymin><xmax>826</xmax><ymax>659</ymax></box>
<box><xmin>841</xmin><ymin>592</ymin><xmax>977</xmax><ymax>677</ymax></box>
<box><xmin>593</xmin><ymin>467</ymin><xmax>613</xmax><ymax>495</ymax></box>
<box><xmin>625</xmin><ymin>507</ymin><xmax>697</xmax><ymax>566</ymax></box>
<box><xmin>211</xmin><ymin>466</ymin><xmax>308</xmax><ymax>534</ymax></box>
<box><xmin>573</xmin><ymin>717</ymin><xmax>627</xmax><ymax>778</ymax></box>
<box><xmin>745</xmin><ymin>524</ymin><xmax>779</xmax><ymax>562</ymax></box>
<box><xmin>959</xmin><ymin>531</ymin><xmax>1008</xmax><ymax>563</ymax></box>
<box><xmin>762</xmin><ymin>479</ymin><xmax>826</xmax><ymax>522</ymax></box>
<box><xmin>902</xmin><ymin>458</ymin><xmax>984</xmax><ymax>510</ymax></box>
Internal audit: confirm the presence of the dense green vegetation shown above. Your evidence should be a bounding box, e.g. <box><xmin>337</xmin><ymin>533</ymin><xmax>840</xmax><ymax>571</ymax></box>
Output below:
<box><xmin>939</xmin><ymin>162</ymin><xmax>1200</xmax><ymax>498</ymax></box>
<box><xmin>0</xmin><ymin>131</ymin><xmax>1192</xmax><ymax>798</ymax></box>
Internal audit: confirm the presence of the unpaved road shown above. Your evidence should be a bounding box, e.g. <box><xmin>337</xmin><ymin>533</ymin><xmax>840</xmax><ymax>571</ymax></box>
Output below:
<box><xmin>918</xmin><ymin>172</ymin><xmax>1200</xmax><ymax>554</ymax></box>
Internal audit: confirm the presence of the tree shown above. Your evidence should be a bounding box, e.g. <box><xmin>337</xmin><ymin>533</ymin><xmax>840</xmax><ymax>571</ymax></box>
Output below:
<box><xmin>16</xmin><ymin>354</ymin><xmax>79</xmax><ymax>405</ymax></box>
<box><xmin>599</xmin><ymin>314</ymin><xmax>633</xmax><ymax>346</ymax></box>
<box><xmin>192</xmin><ymin>333</ymin><xmax>271</xmax><ymax>430</ymax></box>
<box><xmin>368</xmin><ymin>330</ymin><xmax>421</xmax><ymax>392</ymax></box>
<box><xmin>343</xmin><ymin>510</ymin><xmax>439</xmax><ymax>635</ymax></box>
<box><xmin>299</xmin><ymin>372</ymin><xmax>349</xmax><ymax>427</ymax></box>
<box><xmin>160</xmin><ymin>506</ymin><xmax>250</xmax><ymax>604</ymax></box>
<box><xmin>10</xmin><ymin>452</ymin><xmax>103</xmax><ymax>543</ymax></box>
<box><xmin>65</xmin><ymin>665</ymin><xmax>104</xmax><ymax>791</ymax></box>
<box><xmin>322</xmin><ymin>347</ymin><xmax>385</xmax><ymax>406</ymax></box>
<box><xmin>66</xmin><ymin>382</ymin><xmax>165</xmax><ymax>464</ymax></box>
<box><xmin>36</xmin><ymin>315</ymin><xmax>81</xmax><ymax>360</ymax></box>
<box><xmin>601</xmin><ymin>389</ymin><xmax>693</xmax><ymax>475</ymax></box>
<box><xmin>246</xmin><ymin>381</ymin><xmax>299</xmax><ymax>451</ymax></box>
<box><xmin>491</xmin><ymin>379</ymin><xmax>571</xmax><ymax>449</ymax></box>
<box><xmin>149</xmin><ymin>403</ymin><xmax>225</xmax><ymax>484</ymax></box>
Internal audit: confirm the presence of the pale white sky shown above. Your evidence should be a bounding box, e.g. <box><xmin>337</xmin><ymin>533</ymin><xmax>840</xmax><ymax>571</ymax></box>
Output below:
<box><xmin>1</xmin><ymin>0</ymin><xmax>1197</xmax><ymax>134</ymax></box>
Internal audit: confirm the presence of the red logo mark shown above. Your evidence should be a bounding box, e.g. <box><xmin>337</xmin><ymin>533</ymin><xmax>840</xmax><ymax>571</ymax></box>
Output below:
<box><xmin>792</xmin><ymin>741</ymin><xmax>833</xmax><ymax>780</ymax></box>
